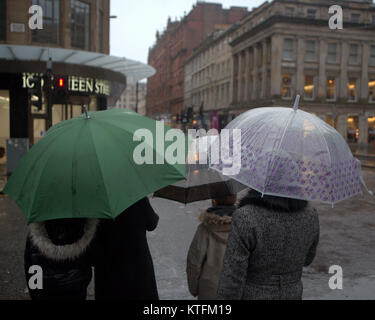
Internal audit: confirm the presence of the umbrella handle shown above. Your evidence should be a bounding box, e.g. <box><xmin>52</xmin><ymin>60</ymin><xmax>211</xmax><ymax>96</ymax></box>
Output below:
<box><xmin>293</xmin><ymin>95</ymin><xmax>301</xmax><ymax>111</ymax></box>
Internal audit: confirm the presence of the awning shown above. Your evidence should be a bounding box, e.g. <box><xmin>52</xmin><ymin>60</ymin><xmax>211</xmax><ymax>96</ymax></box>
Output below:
<box><xmin>0</xmin><ymin>44</ymin><xmax>155</xmax><ymax>82</ymax></box>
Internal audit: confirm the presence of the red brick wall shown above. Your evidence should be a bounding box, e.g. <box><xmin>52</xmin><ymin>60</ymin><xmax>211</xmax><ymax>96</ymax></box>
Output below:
<box><xmin>146</xmin><ymin>3</ymin><xmax>248</xmax><ymax>117</ymax></box>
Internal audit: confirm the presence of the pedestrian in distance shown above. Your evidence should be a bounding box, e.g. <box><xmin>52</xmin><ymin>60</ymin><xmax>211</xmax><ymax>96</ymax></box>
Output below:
<box><xmin>217</xmin><ymin>189</ymin><xmax>319</xmax><ymax>300</ymax></box>
<box><xmin>93</xmin><ymin>197</ymin><xmax>159</xmax><ymax>300</ymax></box>
<box><xmin>24</xmin><ymin>218</ymin><xmax>98</xmax><ymax>300</ymax></box>
<box><xmin>187</xmin><ymin>194</ymin><xmax>237</xmax><ymax>300</ymax></box>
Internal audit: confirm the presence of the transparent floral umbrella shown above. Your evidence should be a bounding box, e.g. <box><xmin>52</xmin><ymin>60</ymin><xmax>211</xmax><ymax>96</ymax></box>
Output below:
<box><xmin>210</xmin><ymin>96</ymin><xmax>372</xmax><ymax>206</ymax></box>
<box><xmin>154</xmin><ymin>135</ymin><xmax>246</xmax><ymax>204</ymax></box>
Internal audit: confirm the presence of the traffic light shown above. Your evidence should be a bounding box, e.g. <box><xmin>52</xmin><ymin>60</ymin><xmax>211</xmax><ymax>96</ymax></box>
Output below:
<box><xmin>187</xmin><ymin>107</ymin><xmax>194</xmax><ymax>123</ymax></box>
<box><xmin>53</xmin><ymin>75</ymin><xmax>69</xmax><ymax>100</ymax></box>
<box><xmin>28</xmin><ymin>76</ymin><xmax>43</xmax><ymax>110</ymax></box>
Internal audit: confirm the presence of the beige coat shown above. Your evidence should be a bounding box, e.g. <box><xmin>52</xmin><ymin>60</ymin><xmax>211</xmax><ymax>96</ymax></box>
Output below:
<box><xmin>186</xmin><ymin>210</ymin><xmax>232</xmax><ymax>300</ymax></box>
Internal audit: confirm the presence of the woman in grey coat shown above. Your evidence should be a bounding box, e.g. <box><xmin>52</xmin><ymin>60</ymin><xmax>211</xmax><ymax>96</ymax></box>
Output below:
<box><xmin>217</xmin><ymin>190</ymin><xmax>319</xmax><ymax>300</ymax></box>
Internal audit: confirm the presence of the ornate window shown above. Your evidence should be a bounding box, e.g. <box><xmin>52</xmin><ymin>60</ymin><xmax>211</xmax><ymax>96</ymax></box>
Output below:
<box><xmin>71</xmin><ymin>0</ymin><xmax>91</xmax><ymax>50</ymax></box>
<box><xmin>326</xmin><ymin>77</ymin><xmax>336</xmax><ymax>101</ymax></box>
<box><xmin>304</xmin><ymin>76</ymin><xmax>315</xmax><ymax>100</ymax></box>
<box><xmin>347</xmin><ymin>78</ymin><xmax>357</xmax><ymax>102</ymax></box>
<box><xmin>283</xmin><ymin>39</ymin><xmax>293</xmax><ymax>60</ymax></box>
<box><xmin>305</xmin><ymin>40</ymin><xmax>316</xmax><ymax>61</ymax></box>
<box><xmin>281</xmin><ymin>74</ymin><xmax>293</xmax><ymax>100</ymax></box>
<box><xmin>327</xmin><ymin>43</ymin><xmax>338</xmax><ymax>63</ymax></box>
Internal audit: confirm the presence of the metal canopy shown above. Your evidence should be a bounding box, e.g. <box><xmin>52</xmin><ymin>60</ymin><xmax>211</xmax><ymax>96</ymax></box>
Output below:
<box><xmin>0</xmin><ymin>44</ymin><xmax>155</xmax><ymax>82</ymax></box>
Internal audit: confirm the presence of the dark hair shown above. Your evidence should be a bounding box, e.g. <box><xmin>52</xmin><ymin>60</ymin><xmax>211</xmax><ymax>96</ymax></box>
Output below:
<box><xmin>213</xmin><ymin>194</ymin><xmax>237</xmax><ymax>206</ymax></box>
<box><xmin>238</xmin><ymin>189</ymin><xmax>308</xmax><ymax>213</ymax></box>
<box><xmin>45</xmin><ymin>218</ymin><xmax>86</xmax><ymax>246</ymax></box>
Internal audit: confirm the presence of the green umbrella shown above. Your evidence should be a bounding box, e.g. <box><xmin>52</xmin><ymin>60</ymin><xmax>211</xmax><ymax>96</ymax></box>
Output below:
<box><xmin>4</xmin><ymin>109</ymin><xmax>186</xmax><ymax>223</ymax></box>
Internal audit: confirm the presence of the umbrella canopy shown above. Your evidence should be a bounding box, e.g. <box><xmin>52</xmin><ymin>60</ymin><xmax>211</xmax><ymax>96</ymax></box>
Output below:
<box><xmin>4</xmin><ymin>109</ymin><xmax>185</xmax><ymax>223</ymax></box>
<box><xmin>210</xmin><ymin>96</ymin><xmax>367</xmax><ymax>205</ymax></box>
<box><xmin>154</xmin><ymin>136</ymin><xmax>246</xmax><ymax>203</ymax></box>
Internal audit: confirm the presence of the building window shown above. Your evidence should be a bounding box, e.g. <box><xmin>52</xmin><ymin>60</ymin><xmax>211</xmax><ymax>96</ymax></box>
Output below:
<box><xmin>304</xmin><ymin>76</ymin><xmax>315</xmax><ymax>100</ymax></box>
<box><xmin>71</xmin><ymin>0</ymin><xmax>90</xmax><ymax>50</ymax></box>
<box><xmin>372</xmin><ymin>15</ymin><xmax>375</xmax><ymax>24</ymax></box>
<box><xmin>99</xmin><ymin>9</ymin><xmax>104</xmax><ymax>52</ymax></box>
<box><xmin>326</xmin><ymin>77</ymin><xmax>336</xmax><ymax>101</ymax></box>
<box><xmin>349</xmin><ymin>44</ymin><xmax>359</xmax><ymax>65</ymax></box>
<box><xmin>281</xmin><ymin>75</ymin><xmax>293</xmax><ymax>99</ymax></box>
<box><xmin>31</xmin><ymin>0</ymin><xmax>60</xmax><ymax>44</ymax></box>
<box><xmin>283</xmin><ymin>39</ymin><xmax>294</xmax><ymax>60</ymax></box>
<box><xmin>347</xmin><ymin>78</ymin><xmax>357</xmax><ymax>102</ymax></box>
<box><xmin>369</xmin><ymin>80</ymin><xmax>375</xmax><ymax>102</ymax></box>
<box><xmin>285</xmin><ymin>7</ymin><xmax>295</xmax><ymax>17</ymax></box>
<box><xmin>327</xmin><ymin>43</ymin><xmax>338</xmax><ymax>63</ymax></box>
<box><xmin>0</xmin><ymin>0</ymin><xmax>6</xmax><ymax>41</ymax></box>
<box><xmin>307</xmin><ymin>8</ymin><xmax>316</xmax><ymax>19</ymax></box>
<box><xmin>351</xmin><ymin>13</ymin><xmax>360</xmax><ymax>23</ymax></box>
<box><xmin>370</xmin><ymin>46</ymin><xmax>375</xmax><ymax>66</ymax></box>
<box><xmin>305</xmin><ymin>40</ymin><xmax>316</xmax><ymax>61</ymax></box>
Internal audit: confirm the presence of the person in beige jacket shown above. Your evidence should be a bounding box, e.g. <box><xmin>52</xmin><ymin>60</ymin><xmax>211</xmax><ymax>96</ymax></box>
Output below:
<box><xmin>186</xmin><ymin>194</ymin><xmax>237</xmax><ymax>300</ymax></box>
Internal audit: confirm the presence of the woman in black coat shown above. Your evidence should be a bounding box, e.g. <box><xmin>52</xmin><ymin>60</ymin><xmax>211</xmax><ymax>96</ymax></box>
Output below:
<box><xmin>93</xmin><ymin>197</ymin><xmax>159</xmax><ymax>300</ymax></box>
<box><xmin>24</xmin><ymin>218</ymin><xmax>98</xmax><ymax>300</ymax></box>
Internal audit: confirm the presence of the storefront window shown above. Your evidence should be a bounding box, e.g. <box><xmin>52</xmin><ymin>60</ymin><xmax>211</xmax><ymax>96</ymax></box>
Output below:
<box><xmin>347</xmin><ymin>78</ymin><xmax>357</xmax><ymax>102</ymax></box>
<box><xmin>52</xmin><ymin>104</ymin><xmax>84</xmax><ymax>127</ymax></box>
<box><xmin>304</xmin><ymin>75</ymin><xmax>314</xmax><ymax>100</ymax></box>
<box><xmin>347</xmin><ymin>116</ymin><xmax>359</xmax><ymax>143</ymax></box>
<box><xmin>326</xmin><ymin>115</ymin><xmax>336</xmax><ymax>128</ymax></box>
<box><xmin>0</xmin><ymin>90</ymin><xmax>10</xmax><ymax>176</ymax></box>
<box><xmin>33</xmin><ymin>119</ymin><xmax>46</xmax><ymax>145</ymax></box>
<box><xmin>71</xmin><ymin>0</ymin><xmax>90</xmax><ymax>50</ymax></box>
<box><xmin>281</xmin><ymin>75</ymin><xmax>292</xmax><ymax>99</ymax></box>
<box><xmin>369</xmin><ymin>80</ymin><xmax>375</xmax><ymax>102</ymax></box>
<box><xmin>326</xmin><ymin>77</ymin><xmax>336</xmax><ymax>101</ymax></box>
<box><xmin>31</xmin><ymin>0</ymin><xmax>60</xmax><ymax>44</ymax></box>
<box><xmin>369</xmin><ymin>117</ymin><xmax>375</xmax><ymax>143</ymax></box>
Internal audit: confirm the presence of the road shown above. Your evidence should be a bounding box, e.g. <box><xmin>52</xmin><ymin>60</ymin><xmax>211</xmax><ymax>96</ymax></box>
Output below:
<box><xmin>0</xmin><ymin>169</ymin><xmax>374</xmax><ymax>300</ymax></box>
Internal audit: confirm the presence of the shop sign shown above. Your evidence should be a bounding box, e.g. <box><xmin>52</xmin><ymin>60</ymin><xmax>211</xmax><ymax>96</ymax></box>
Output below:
<box><xmin>22</xmin><ymin>73</ymin><xmax>110</xmax><ymax>96</ymax></box>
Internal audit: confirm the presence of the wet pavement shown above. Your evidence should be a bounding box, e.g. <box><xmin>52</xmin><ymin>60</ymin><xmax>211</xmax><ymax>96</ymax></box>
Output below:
<box><xmin>0</xmin><ymin>168</ymin><xmax>374</xmax><ymax>300</ymax></box>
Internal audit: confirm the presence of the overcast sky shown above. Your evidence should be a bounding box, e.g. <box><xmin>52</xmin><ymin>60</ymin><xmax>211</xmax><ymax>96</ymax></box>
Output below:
<box><xmin>110</xmin><ymin>0</ymin><xmax>265</xmax><ymax>64</ymax></box>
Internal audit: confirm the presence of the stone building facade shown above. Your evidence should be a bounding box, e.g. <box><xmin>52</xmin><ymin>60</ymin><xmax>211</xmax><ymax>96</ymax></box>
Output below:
<box><xmin>146</xmin><ymin>2</ymin><xmax>248</xmax><ymax>124</ymax></box>
<box><xmin>115</xmin><ymin>82</ymin><xmax>147</xmax><ymax>115</ymax></box>
<box><xmin>184</xmin><ymin>25</ymin><xmax>238</xmax><ymax>130</ymax></box>
<box><xmin>229</xmin><ymin>0</ymin><xmax>375</xmax><ymax>147</ymax></box>
<box><xmin>1</xmin><ymin>0</ymin><xmax>110</xmax><ymax>53</ymax></box>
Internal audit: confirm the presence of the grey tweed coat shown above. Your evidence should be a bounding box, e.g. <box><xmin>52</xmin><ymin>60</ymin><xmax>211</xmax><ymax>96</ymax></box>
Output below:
<box><xmin>217</xmin><ymin>194</ymin><xmax>319</xmax><ymax>300</ymax></box>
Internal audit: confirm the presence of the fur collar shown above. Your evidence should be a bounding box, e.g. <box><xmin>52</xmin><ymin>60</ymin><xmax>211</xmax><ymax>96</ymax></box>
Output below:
<box><xmin>199</xmin><ymin>212</ymin><xmax>232</xmax><ymax>225</ymax></box>
<box><xmin>28</xmin><ymin>219</ymin><xmax>99</xmax><ymax>261</ymax></box>
<box><xmin>239</xmin><ymin>190</ymin><xmax>308</xmax><ymax>213</ymax></box>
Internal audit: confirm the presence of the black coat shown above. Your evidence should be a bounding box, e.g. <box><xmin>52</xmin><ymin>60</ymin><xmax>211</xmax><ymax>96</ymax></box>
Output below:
<box><xmin>93</xmin><ymin>197</ymin><xmax>159</xmax><ymax>300</ymax></box>
<box><xmin>24</xmin><ymin>219</ymin><xmax>98</xmax><ymax>300</ymax></box>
